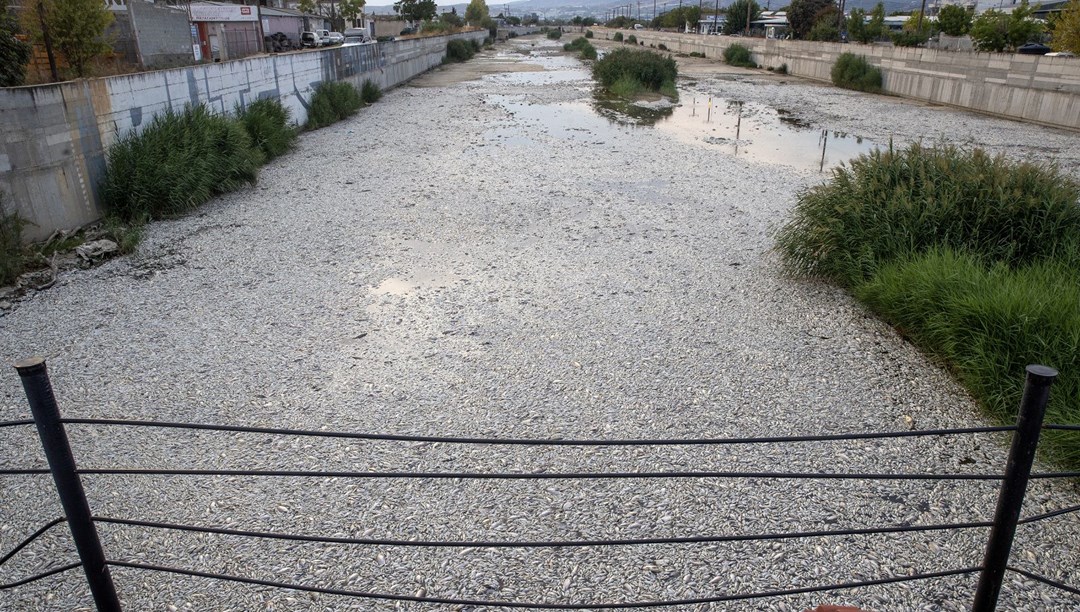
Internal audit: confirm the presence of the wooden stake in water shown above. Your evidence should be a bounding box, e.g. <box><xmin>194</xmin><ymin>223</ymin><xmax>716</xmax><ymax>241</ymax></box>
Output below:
<box><xmin>707</xmin><ymin>98</ymin><xmax>712</xmax><ymax>122</ymax></box>
<box><xmin>819</xmin><ymin>129</ymin><xmax>829</xmax><ymax>172</ymax></box>
<box><xmin>692</xmin><ymin>97</ymin><xmax>696</xmax><ymax>117</ymax></box>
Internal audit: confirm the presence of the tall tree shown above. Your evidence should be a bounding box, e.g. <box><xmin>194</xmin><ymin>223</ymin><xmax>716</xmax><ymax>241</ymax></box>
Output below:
<box><xmin>723</xmin><ymin>0</ymin><xmax>761</xmax><ymax>35</ymax></box>
<box><xmin>787</xmin><ymin>0</ymin><xmax>832</xmax><ymax>39</ymax></box>
<box><xmin>1</xmin><ymin>0</ymin><xmax>31</xmax><ymax>86</ymax></box>
<box><xmin>847</xmin><ymin>7</ymin><xmax>869</xmax><ymax>43</ymax></box>
<box><xmin>1052</xmin><ymin>0</ymin><xmax>1080</xmax><ymax>53</ymax></box>
<box><xmin>465</xmin><ymin>0</ymin><xmax>488</xmax><ymax>25</ymax></box>
<box><xmin>394</xmin><ymin>0</ymin><xmax>437</xmax><ymax>23</ymax></box>
<box><xmin>937</xmin><ymin>4</ymin><xmax>973</xmax><ymax>37</ymax></box>
<box><xmin>340</xmin><ymin>0</ymin><xmax>366</xmax><ymax>28</ymax></box>
<box><xmin>22</xmin><ymin>0</ymin><xmax>113</xmax><ymax>78</ymax></box>
<box><xmin>867</xmin><ymin>2</ymin><xmax>886</xmax><ymax>41</ymax></box>
<box><xmin>970</xmin><ymin>9</ymin><xmax>1009</xmax><ymax>51</ymax></box>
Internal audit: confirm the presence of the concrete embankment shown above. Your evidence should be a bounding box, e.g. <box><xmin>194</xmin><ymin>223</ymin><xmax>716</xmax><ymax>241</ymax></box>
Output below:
<box><xmin>602</xmin><ymin>28</ymin><xmax>1080</xmax><ymax>133</ymax></box>
<box><xmin>0</xmin><ymin>31</ymin><xmax>486</xmax><ymax>241</ymax></box>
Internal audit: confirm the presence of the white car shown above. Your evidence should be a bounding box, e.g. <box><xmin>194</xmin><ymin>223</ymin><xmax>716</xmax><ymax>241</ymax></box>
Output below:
<box><xmin>328</xmin><ymin>31</ymin><xmax>345</xmax><ymax>45</ymax></box>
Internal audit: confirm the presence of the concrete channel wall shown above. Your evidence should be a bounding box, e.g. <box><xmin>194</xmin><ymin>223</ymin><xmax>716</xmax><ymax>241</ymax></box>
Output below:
<box><xmin>0</xmin><ymin>31</ymin><xmax>486</xmax><ymax>241</ymax></box>
<box><xmin>603</xmin><ymin>29</ymin><xmax>1080</xmax><ymax>133</ymax></box>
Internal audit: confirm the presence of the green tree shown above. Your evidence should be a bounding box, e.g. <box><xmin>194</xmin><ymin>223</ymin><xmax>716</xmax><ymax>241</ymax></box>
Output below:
<box><xmin>394</xmin><ymin>0</ymin><xmax>437</xmax><ymax>23</ymax></box>
<box><xmin>465</xmin><ymin>0</ymin><xmax>489</xmax><ymax>25</ymax></box>
<box><xmin>340</xmin><ymin>0</ymin><xmax>366</xmax><ymax>26</ymax></box>
<box><xmin>937</xmin><ymin>4</ymin><xmax>973</xmax><ymax>36</ymax></box>
<box><xmin>298</xmin><ymin>0</ymin><xmax>318</xmax><ymax>15</ymax></box>
<box><xmin>787</xmin><ymin>0</ymin><xmax>833</xmax><ymax>39</ymax></box>
<box><xmin>1007</xmin><ymin>0</ymin><xmax>1044</xmax><ymax>47</ymax></box>
<box><xmin>24</xmin><ymin>0</ymin><xmax>113</xmax><ymax>78</ymax></box>
<box><xmin>723</xmin><ymin>0</ymin><xmax>761</xmax><ymax>35</ymax></box>
<box><xmin>970</xmin><ymin>9</ymin><xmax>1009</xmax><ymax>51</ymax></box>
<box><xmin>1</xmin><ymin>0</ymin><xmax>31</xmax><ymax>86</ymax></box>
<box><xmin>808</xmin><ymin>6</ymin><xmax>842</xmax><ymax>41</ymax></box>
<box><xmin>867</xmin><ymin>2</ymin><xmax>886</xmax><ymax>40</ymax></box>
<box><xmin>847</xmin><ymin>8</ymin><xmax>868</xmax><ymax>42</ymax></box>
<box><xmin>1052</xmin><ymin>0</ymin><xmax>1080</xmax><ymax>53</ymax></box>
<box><xmin>971</xmin><ymin>1</ymin><xmax>1043</xmax><ymax>51</ymax></box>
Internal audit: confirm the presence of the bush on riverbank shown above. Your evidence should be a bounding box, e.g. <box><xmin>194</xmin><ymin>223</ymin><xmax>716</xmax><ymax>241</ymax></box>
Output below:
<box><xmin>1</xmin><ymin>195</ymin><xmax>28</xmax><ymax>286</ymax></box>
<box><xmin>361</xmin><ymin>79</ymin><xmax>382</xmax><ymax>104</ymax></box>
<box><xmin>776</xmin><ymin>143</ymin><xmax>1080</xmax><ymax>467</ymax></box>
<box><xmin>592</xmin><ymin>47</ymin><xmax>678</xmax><ymax>99</ymax></box>
<box><xmin>613</xmin><ymin>32</ymin><xmax>623</xmax><ymax>42</ymax></box>
<box><xmin>723</xmin><ymin>43</ymin><xmax>756</xmax><ymax>68</ymax></box>
<box><xmin>445</xmin><ymin>38</ymin><xmax>476</xmax><ymax>62</ymax></box>
<box><xmin>306</xmin><ymin>81</ymin><xmax>363</xmax><ymax>129</ymax></box>
<box><xmin>547</xmin><ymin>29</ymin><xmax>563</xmax><ymax>40</ymax></box>
<box><xmin>831</xmin><ymin>52</ymin><xmax>882</xmax><ymax>93</ymax></box>
<box><xmin>239</xmin><ymin>98</ymin><xmax>296</xmax><ymax>160</ymax></box>
<box><xmin>563</xmin><ymin>37</ymin><xmax>597</xmax><ymax>60</ymax></box>
<box><xmin>101</xmin><ymin>105</ymin><xmax>263</xmax><ymax>222</ymax></box>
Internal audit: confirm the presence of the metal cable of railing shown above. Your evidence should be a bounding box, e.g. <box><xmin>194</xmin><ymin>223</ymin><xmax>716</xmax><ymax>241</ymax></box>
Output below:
<box><xmin>0</xmin><ymin>518</ymin><xmax>66</xmax><ymax>568</ymax></box>
<box><xmin>103</xmin><ymin>560</ymin><xmax>983</xmax><ymax>609</ymax></box>
<box><xmin>0</xmin><ymin>419</ymin><xmax>34</xmax><ymax>429</ymax></box>
<box><xmin>70</xmin><ymin>468</ymin><xmax>1014</xmax><ymax>480</ymax></box>
<box><xmin>1043</xmin><ymin>424</ymin><xmax>1080</xmax><ymax>431</ymax></box>
<box><xmin>0</xmin><ymin>562</ymin><xmax>84</xmax><ymax>591</ymax></box>
<box><xmin>58</xmin><ymin>417</ymin><xmax>1019</xmax><ymax>445</ymax></box>
<box><xmin>90</xmin><ymin>515</ymin><xmax>996</xmax><ymax>548</ymax></box>
<box><xmin>1006</xmin><ymin>566</ymin><xmax>1080</xmax><ymax>597</ymax></box>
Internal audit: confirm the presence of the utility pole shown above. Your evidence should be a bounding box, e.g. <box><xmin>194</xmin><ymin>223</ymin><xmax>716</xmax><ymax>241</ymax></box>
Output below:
<box><xmin>714</xmin><ymin>0</ymin><xmax>719</xmax><ymax>33</ymax></box>
<box><xmin>36</xmin><ymin>0</ymin><xmax>58</xmax><ymax>82</ymax></box>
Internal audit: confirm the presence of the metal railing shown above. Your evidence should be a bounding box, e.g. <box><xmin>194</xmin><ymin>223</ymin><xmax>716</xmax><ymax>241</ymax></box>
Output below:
<box><xmin>2</xmin><ymin>360</ymin><xmax>1078</xmax><ymax>610</ymax></box>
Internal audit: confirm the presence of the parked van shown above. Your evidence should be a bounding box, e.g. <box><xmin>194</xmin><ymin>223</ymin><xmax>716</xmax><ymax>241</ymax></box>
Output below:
<box><xmin>300</xmin><ymin>31</ymin><xmax>320</xmax><ymax>48</ymax></box>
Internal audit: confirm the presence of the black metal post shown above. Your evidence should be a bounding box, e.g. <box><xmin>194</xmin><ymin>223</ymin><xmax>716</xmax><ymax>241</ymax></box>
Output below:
<box><xmin>15</xmin><ymin>358</ymin><xmax>121</xmax><ymax>612</ymax></box>
<box><xmin>972</xmin><ymin>364</ymin><xmax>1057</xmax><ymax>612</ymax></box>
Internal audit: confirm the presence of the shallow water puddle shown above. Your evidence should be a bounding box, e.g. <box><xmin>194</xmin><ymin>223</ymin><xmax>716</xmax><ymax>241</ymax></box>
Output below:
<box><xmin>652</xmin><ymin>96</ymin><xmax>877</xmax><ymax>171</ymax></box>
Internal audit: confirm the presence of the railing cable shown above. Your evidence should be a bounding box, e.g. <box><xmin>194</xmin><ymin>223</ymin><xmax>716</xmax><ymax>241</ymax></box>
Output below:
<box><xmin>0</xmin><ymin>419</ymin><xmax>34</xmax><ymax>429</ymax></box>
<box><xmin>92</xmin><ymin>515</ymin><xmax>994</xmax><ymax>549</ymax></box>
<box><xmin>104</xmin><ymin>560</ymin><xmax>982</xmax><ymax>609</ymax></box>
<box><xmin>1006</xmin><ymin>566</ymin><xmax>1080</xmax><ymax>598</ymax></box>
<box><xmin>59</xmin><ymin>417</ymin><xmax>1017</xmax><ymax>445</ymax></box>
<box><xmin>74</xmin><ymin>468</ymin><xmax>1010</xmax><ymax>480</ymax></box>
<box><xmin>0</xmin><ymin>518</ymin><xmax>66</xmax><ymax>568</ymax></box>
<box><xmin>0</xmin><ymin>562</ymin><xmax>83</xmax><ymax>591</ymax></box>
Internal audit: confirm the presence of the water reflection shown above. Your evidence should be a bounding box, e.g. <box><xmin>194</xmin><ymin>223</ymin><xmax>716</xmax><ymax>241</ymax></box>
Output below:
<box><xmin>590</xmin><ymin>89</ymin><xmax>674</xmax><ymax>125</ymax></box>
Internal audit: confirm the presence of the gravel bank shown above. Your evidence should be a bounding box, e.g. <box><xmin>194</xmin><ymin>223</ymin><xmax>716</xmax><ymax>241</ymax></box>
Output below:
<box><xmin>2</xmin><ymin>36</ymin><xmax>1078</xmax><ymax>611</ymax></box>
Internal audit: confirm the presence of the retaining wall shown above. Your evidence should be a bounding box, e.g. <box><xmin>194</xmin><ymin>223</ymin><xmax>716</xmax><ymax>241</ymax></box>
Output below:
<box><xmin>603</xmin><ymin>29</ymin><xmax>1080</xmax><ymax>132</ymax></box>
<box><xmin>0</xmin><ymin>31</ymin><xmax>486</xmax><ymax>241</ymax></box>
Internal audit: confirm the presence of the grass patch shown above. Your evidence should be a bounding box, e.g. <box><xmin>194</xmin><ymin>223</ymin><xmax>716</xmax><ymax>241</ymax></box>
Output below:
<box><xmin>238</xmin><ymin>98</ymin><xmax>296</xmax><ymax>161</ymax></box>
<box><xmin>592</xmin><ymin>47</ymin><xmax>678</xmax><ymax>99</ymax></box>
<box><xmin>563</xmin><ymin>37</ymin><xmax>597</xmax><ymax>60</ymax></box>
<box><xmin>445</xmin><ymin>38</ymin><xmax>476</xmax><ymax>63</ymax></box>
<box><xmin>361</xmin><ymin>79</ymin><xmax>382</xmax><ymax>104</ymax></box>
<box><xmin>722</xmin><ymin>43</ymin><xmax>755</xmax><ymax>67</ymax></box>
<box><xmin>306</xmin><ymin>81</ymin><xmax>363</xmax><ymax>130</ymax></box>
<box><xmin>777</xmin><ymin>143</ymin><xmax>1080</xmax><ymax>467</ymax></box>
<box><xmin>101</xmin><ymin>105</ymin><xmax>263</xmax><ymax>222</ymax></box>
<box><xmin>1</xmin><ymin>194</ymin><xmax>29</xmax><ymax>286</ymax></box>
<box><xmin>831</xmin><ymin>52</ymin><xmax>882</xmax><ymax>93</ymax></box>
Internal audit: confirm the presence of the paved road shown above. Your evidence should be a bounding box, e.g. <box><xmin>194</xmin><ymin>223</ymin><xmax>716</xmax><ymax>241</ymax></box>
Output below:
<box><xmin>2</xmin><ymin>36</ymin><xmax>1078</xmax><ymax>611</ymax></box>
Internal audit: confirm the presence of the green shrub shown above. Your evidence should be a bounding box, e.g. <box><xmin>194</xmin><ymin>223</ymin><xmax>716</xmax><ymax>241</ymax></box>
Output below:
<box><xmin>723</xmin><ymin>43</ymin><xmax>755</xmax><ymax>67</ymax></box>
<box><xmin>613</xmin><ymin>32</ymin><xmax>624</xmax><ymax>42</ymax></box>
<box><xmin>890</xmin><ymin>30</ymin><xmax>930</xmax><ymax>47</ymax></box>
<box><xmin>776</xmin><ymin>143</ymin><xmax>1080</xmax><ymax>288</ymax></box>
<box><xmin>470</xmin><ymin>38</ymin><xmax>482</xmax><ymax>51</ymax></box>
<box><xmin>361</xmin><ymin>79</ymin><xmax>382</xmax><ymax>103</ymax></box>
<box><xmin>777</xmin><ymin>142</ymin><xmax>1080</xmax><ymax>469</ymax></box>
<box><xmin>547</xmin><ymin>29</ymin><xmax>563</xmax><ymax>40</ymax></box>
<box><xmin>564</xmin><ymin>37</ymin><xmax>590</xmax><ymax>52</ymax></box>
<box><xmin>306</xmin><ymin>81</ymin><xmax>363</xmax><ymax>130</ymax></box>
<box><xmin>101</xmin><ymin>105</ymin><xmax>263</xmax><ymax>222</ymax></box>
<box><xmin>1</xmin><ymin>194</ymin><xmax>28</xmax><ymax>286</ymax></box>
<box><xmin>238</xmin><ymin>98</ymin><xmax>296</xmax><ymax>160</ymax></box>
<box><xmin>777</xmin><ymin>63</ymin><xmax>788</xmax><ymax>74</ymax></box>
<box><xmin>688</xmin><ymin>51</ymin><xmax>706</xmax><ymax>58</ymax></box>
<box><xmin>627</xmin><ymin>34</ymin><xmax>637</xmax><ymax>44</ymax></box>
<box><xmin>580</xmin><ymin>43</ymin><xmax>598</xmax><ymax>60</ymax></box>
<box><xmin>658</xmin><ymin>43</ymin><xmax>668</xmax><ymax>50</ymax></box>
<box><xmin>445</xmin><ymin>38</ymin><xmax>476</xmax><ymax>62</ymax></box>
<box><xmin>855</xmin><ymin>250</ymin><xmax>1080</xmax><ymax>468</ymax></box>
<box><xmin>585</xmin><ymin>30</ymin><xmax>594</xmax><ymax>38</ymax></box>
<box><xmin>592</xmin><ymin>47</ymin><xmax>678</xmax><ymax>98</ymax></box>
<box><xmin>830</xmin><ymin>52</ymin><xmax>882</xmax><ymax>93</ymax></box>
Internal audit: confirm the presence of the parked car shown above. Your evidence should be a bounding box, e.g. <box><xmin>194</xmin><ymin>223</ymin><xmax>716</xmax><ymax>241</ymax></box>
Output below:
<box><xmin>300</xmin><ymin>31</ymin><xmax>321</xmax><ymax>48</ymax></box>
<box><xmin>400</xmin><ymin>26</ymin><xmax>417</xmax><ymax>35</ymax></box>
<box><xmin>343</xmin><ymin>35</ymin><xmax>374</xmax><ymax>45</ymax></box>
<box><xmin>316</xmin><ymin>29</ymin><xmax>332</xmax><ymax>46</ymax></box>
<box><xmin>1017</xmin><ymin>42</ymin><xmax>1051</xmax><ymax>55</ymax></box>
<box><xmin>1045</xmin><ymin>51</ymin><xmax>1076</xmax><ymax>57</ymax></box>
<box><xmin>327</xmin><ymin>31</ymin><xmax>344</xmax><ymax>45</ymax></box>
